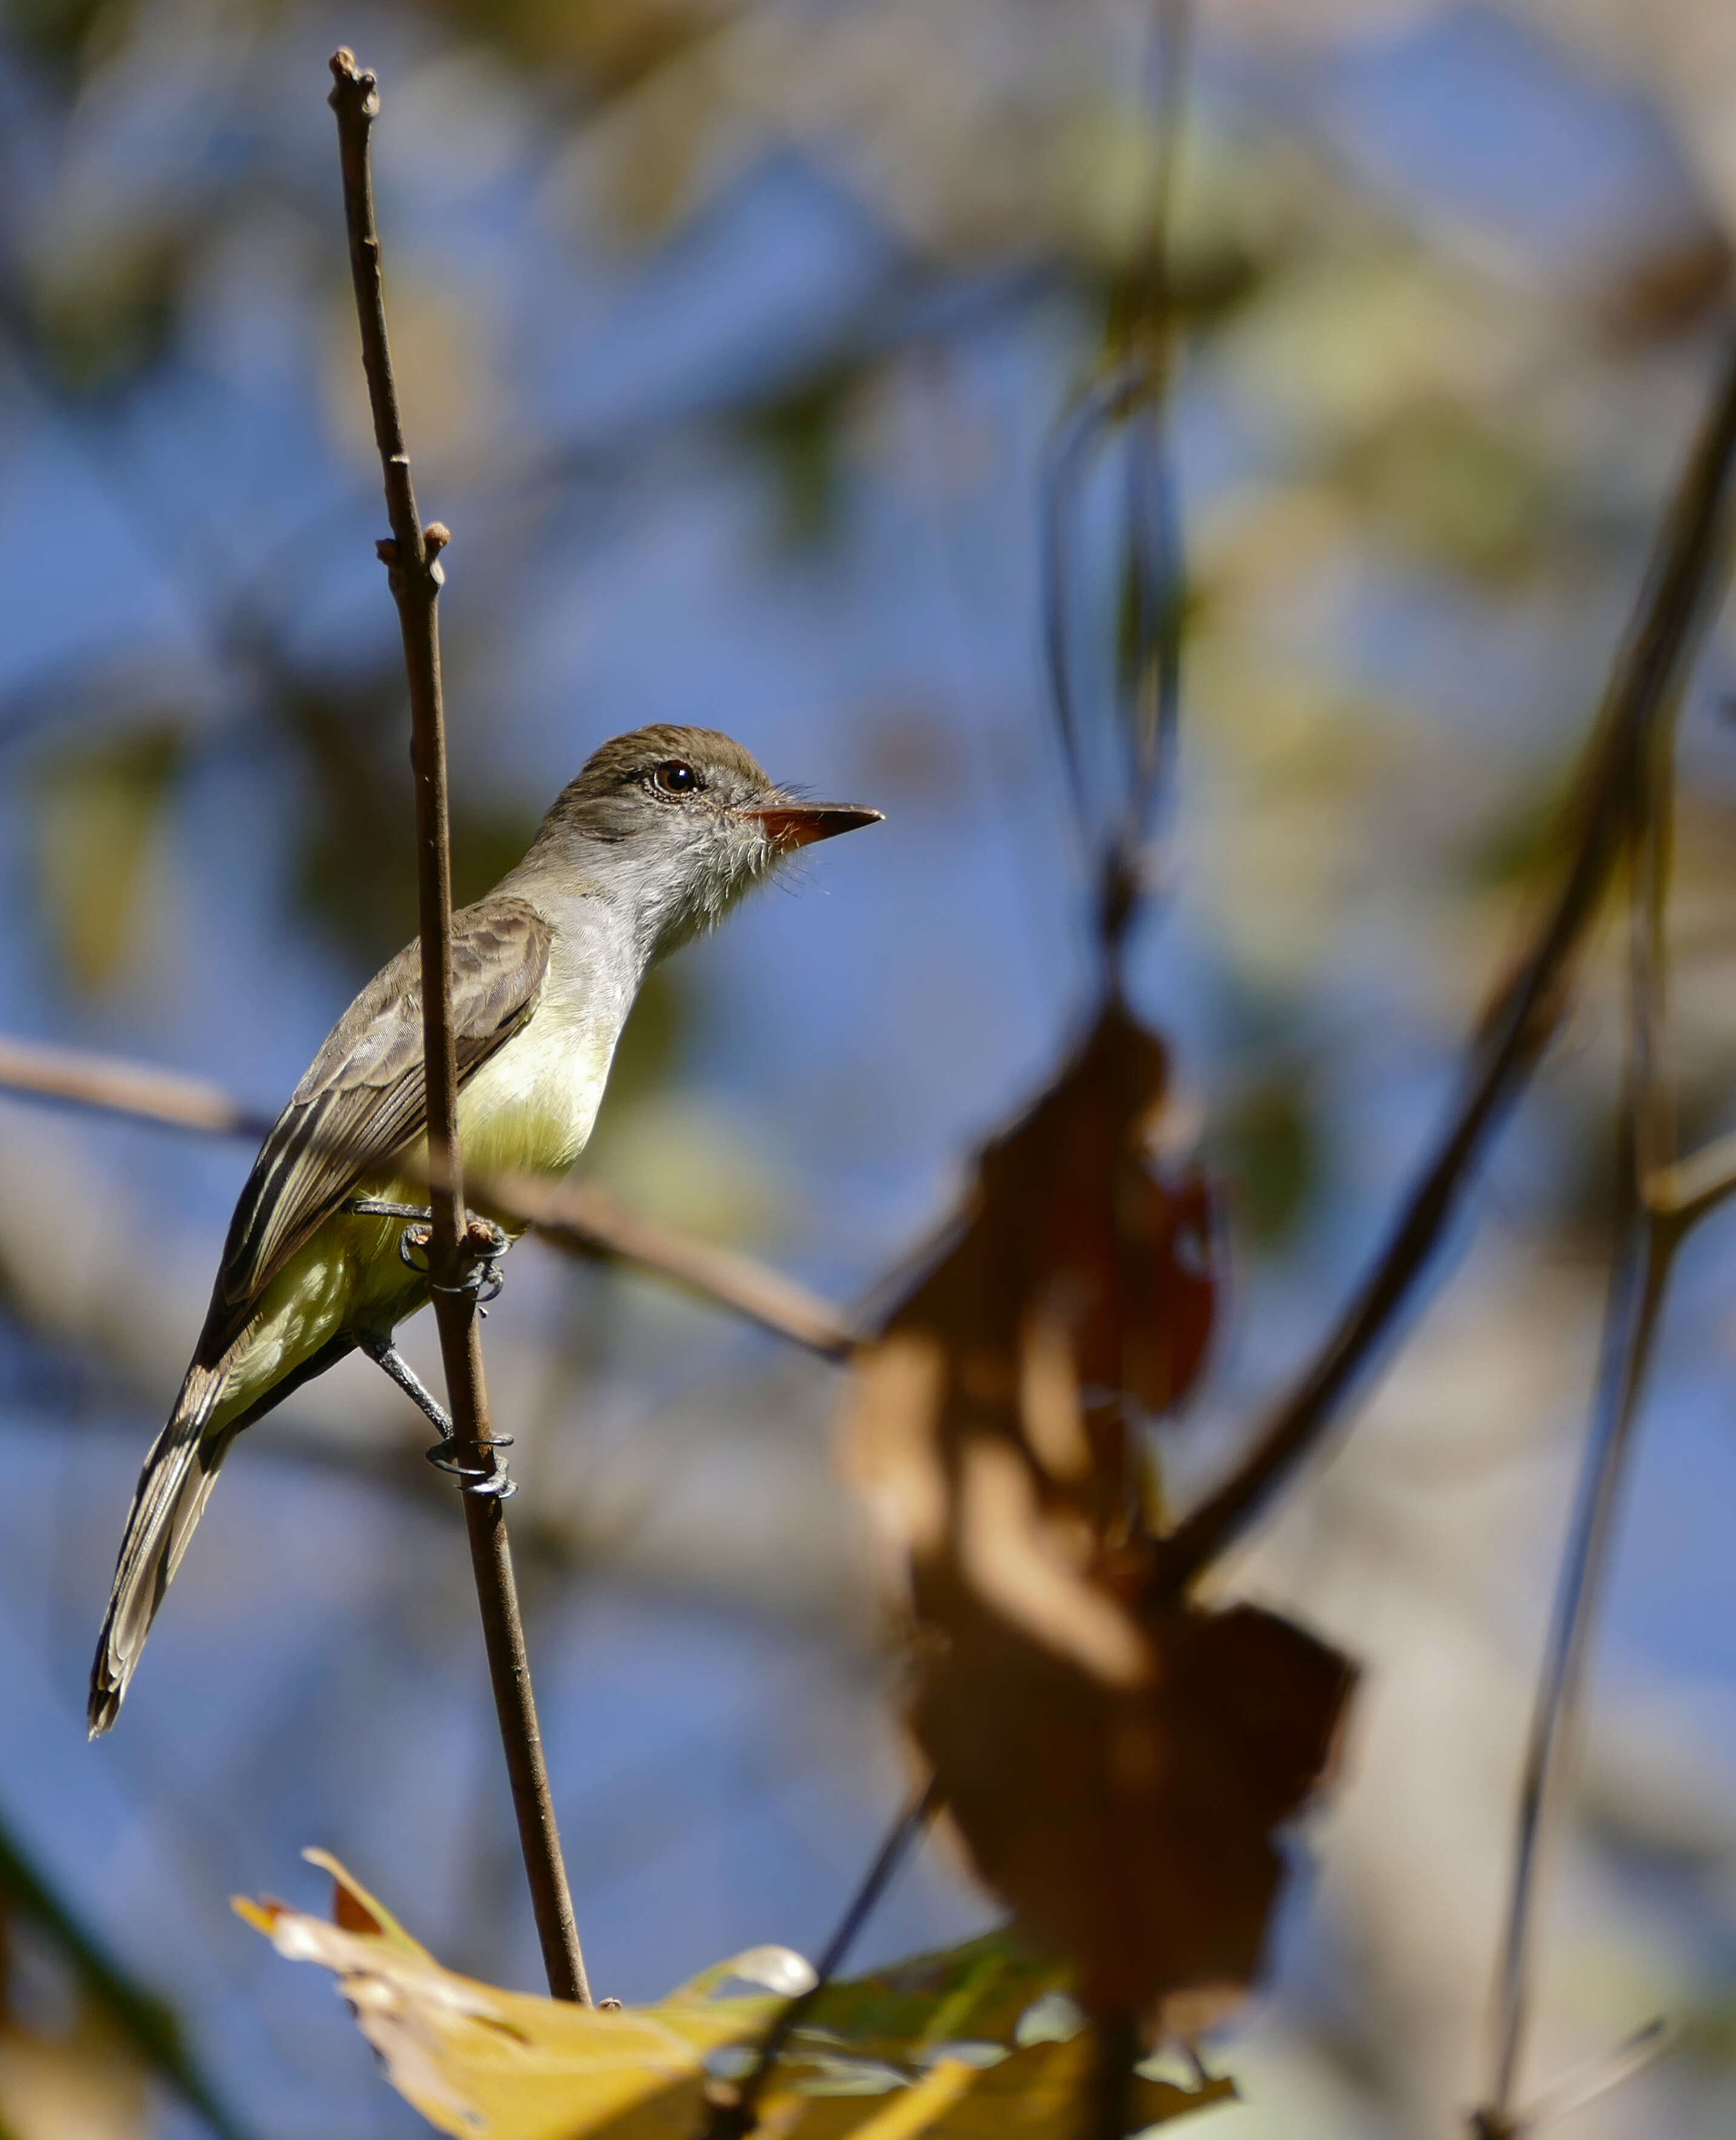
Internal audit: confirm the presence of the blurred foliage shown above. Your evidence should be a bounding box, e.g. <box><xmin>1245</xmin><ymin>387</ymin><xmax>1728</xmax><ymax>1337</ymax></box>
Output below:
<box><xmin>7</xmin><ymin>0</ymin><xmax>1736</xmax><ymax>2135</ymax></box>
<box><xmin>1332</xmin><ymin>397</ymin><xmax>1555</xmax><ymax>582</ymax></box>
<box><xmin>0</xmin><ymin>1814</ymin><xmax>245</xmax><ymax>2140</ymax></box>
<box><xmin>430</xmin><ymin>0</ymin><xmax>724</xmax><ymax>101</ymax></box>
<box><xmin>32</xmin><ymin>724</ymin><xmax>183</xmax><ymax>995</ymax></box>
<box><xmin>242</xmin><ymin>1852</ymin><xmax>1233</xmax><ymax>2138</ymax></box>
<box><xmin>3</xmin><ymin>0</ymin><xmax>127</xmax><ymax>78</ymax></box>
<box><xmin>735</xmin><ymin>364</ymin><xmax>864</xmax><ymax>550</ymax></box>
<box><xmin>1213</xmin><ymin>1068</ymin><xmax>1318</xmax><ymax>1250</ymax></box>
<box><xmin>269</xmin><ymin>665</ymin><xmax>537</xmax><ymax>970</ymax></box>
<box><xmin>0</xmin><ymin>1945</ymin><xmax>145</xmax><ymax>2140</ymax></box>
<box><xmin>27</xmin><ymin>224</ymin><xmax>191</xmax><ymax>398</ymax></box>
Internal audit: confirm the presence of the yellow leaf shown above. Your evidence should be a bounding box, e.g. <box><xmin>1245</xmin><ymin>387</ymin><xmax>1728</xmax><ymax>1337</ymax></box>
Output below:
<box><xmin>238</xmin><ymin>1854</ymin><xmax>1233</xmax><ymax>2138</ymax></box>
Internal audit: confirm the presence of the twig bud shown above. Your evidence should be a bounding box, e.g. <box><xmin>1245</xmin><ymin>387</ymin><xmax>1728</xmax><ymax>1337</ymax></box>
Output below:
<box><xmin>328</xmin><ymin>48</ymin><xmax>380</xmax><ymax>118</ymax></box>
<box><xmin>424</xmin><ymin>522</ymin><xmax>450</xmax><ymax>557</ymax></box>
<box><xmin>375</xmin><ymin>537</ymin><xmax>398</xmax><ymax>565</ymax></box>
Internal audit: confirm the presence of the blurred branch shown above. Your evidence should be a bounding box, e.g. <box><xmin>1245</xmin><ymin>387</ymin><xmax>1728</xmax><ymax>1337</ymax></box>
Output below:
<box><xmin>0</xmin><ymin>1805</ymin><xmax>254</xmax><ymax>2140</ymax></box>
<box><xmin>0</xmin><ymin>1035</ymin><xmax>269</xmax><ymax>1139</ymax></box>
<box><xmin>1495</xmin><ymin>2017</ymin><xmax>1670</xmax><ymax>2139</ymax></box>
<box><xmin>1474</xmin><ymin>438</ymin><xmax>1708</xmax><ymax>2128</ymax></box>
<box><xmin>1475</xmin><ymin>1214</ymin><xmax>1675</xmax><ymax>2139</ymax></box>
<box><xmin>1161</xmin><ymin>328</ymin><xmax>1736</xmax><ymax>1589</ymax></box>
<box><xmin>0</xmin><ymin>1033</ymin><xmax>855</xmax><ymax>1357</ymax></box>
<box><xmin>328</xmin><ymin>45</ymin><xmax>586</xmax><ymax>2006</ymax></box>
<box><xmin>478</xmin><ymin>1172</ymin><xmax>855</xmax><ymax>1359</ymax></box>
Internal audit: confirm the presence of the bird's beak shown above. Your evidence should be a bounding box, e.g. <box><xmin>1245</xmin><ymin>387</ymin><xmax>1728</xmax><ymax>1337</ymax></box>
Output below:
<box><xmin>747</xmin><ymin>799</ymin><xmax>885</xmax><ymax>848</ymax></box>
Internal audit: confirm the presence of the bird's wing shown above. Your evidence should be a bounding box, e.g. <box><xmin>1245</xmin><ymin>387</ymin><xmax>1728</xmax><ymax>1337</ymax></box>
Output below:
<box><xmin>199</xmin><ymin>894</ymin><xmax>552</xmax><ymax>1356</ymax></box>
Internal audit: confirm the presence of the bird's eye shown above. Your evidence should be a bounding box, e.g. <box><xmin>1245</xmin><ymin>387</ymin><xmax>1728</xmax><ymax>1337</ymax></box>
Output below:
<box><xmin>650</xmin><ymin>760</ymin><xmax>701</xmax><ymax>797</ymax></box>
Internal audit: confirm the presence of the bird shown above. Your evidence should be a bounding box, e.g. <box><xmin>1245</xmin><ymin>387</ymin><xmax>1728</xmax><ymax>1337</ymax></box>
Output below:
<box><xmin>88</xmin><ymin>724</ymin><xmax>881</xmax><ymax>1736</ymax></box>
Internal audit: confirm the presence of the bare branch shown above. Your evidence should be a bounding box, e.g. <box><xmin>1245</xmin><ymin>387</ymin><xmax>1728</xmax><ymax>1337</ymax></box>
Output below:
<box><xmin>1475</xmin><ymin>1215</ymin><xmax>1675</xmax><ymax>2136</ymax></box>
<box><xmin>1160</xmin><ymin>331</ymin><xmax>1736</xmax><ymax>1588</ymax></box>
<box><xmin>328</xmin><ymin>47</ymin><xmax>587</xmax><ymax>2005</ymax></box>
<box><xmin>0</xmin><ymin>1034</ymin><xmax>855</xmax><ymax>1358</ymax></box>
<box><xmin>0</xmin><ymin>1035</ymin><xmax>270</xmax><ymax>1140</ymax></box>
<box><xmin>1491</xmin><ymin>2016</ymin><xmax>1671</xmax><ymax>2139</ymax></box>
<box><xmin>1475</xmin><ymin>377</ymin><xmax>1697</xmax><ymax>2136</ymax></box>
<box><xmin>481</xmin><ymin>1173</ymin><xmax>856</xmax><ymax>1359</ymax></box>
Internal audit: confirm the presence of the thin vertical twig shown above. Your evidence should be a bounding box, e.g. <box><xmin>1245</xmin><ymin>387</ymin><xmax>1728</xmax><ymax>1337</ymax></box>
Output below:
<box><xmin>327</xmin><ymin>47</ymin><xmax>588</xmax><ymax>2005</ymax></box>
<box><xmin>1040</xmin><ymin>0</ymin><xmax>1194</xmax><ymax>983</ymax></box>
<box><xmin>1473</xmin><ymin>570</ymin><xmax>1694</xmax><ymax>2135</ymax></box>
<box><xmin>1475</xmin><ymin>1216</ymin><xmax>1675</xmax><ymax>2136</ymax></box>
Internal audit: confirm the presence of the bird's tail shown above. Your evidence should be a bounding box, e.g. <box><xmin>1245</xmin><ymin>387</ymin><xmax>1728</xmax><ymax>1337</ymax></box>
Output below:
<box><xmin>88</xmin><ymin>1360</ymin><xmax>232</xmax><ymax>1738</ymax></box>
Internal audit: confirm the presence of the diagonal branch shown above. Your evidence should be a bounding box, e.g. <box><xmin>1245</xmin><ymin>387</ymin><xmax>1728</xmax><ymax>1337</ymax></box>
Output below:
<box><xmin>328</xmin><ymin>47</ymin><xmax>587</xmax><ymax>2004</ymax></box>
<box><xmin>1474</xmin><ymin>1212</ymin><xmax>1675</xmax><ymax>2138</ymax></box>
<box><xmin>477</xmin><ymin>1172</ymin><xmax>856</xmax><ymax>1359</ymax></box>
<box><xmin>1160</xmin><ymin>330</ymin><xmax>1736</xmax><ymax>1589</ymax></box>
<box><xmin>700</xmin><ymin>1779</ymin><xmax>939</xmax><ymax>2140</ymax></box>
<box><xmin>0</xmin><ymin>1032</ymin><xmax>856</xmax><ymax>1358</ymax></box>
<box><xmin>1474</xmin><ymin>457</ymin><xmax>1700</xmax><ymax>2136</ymax></box>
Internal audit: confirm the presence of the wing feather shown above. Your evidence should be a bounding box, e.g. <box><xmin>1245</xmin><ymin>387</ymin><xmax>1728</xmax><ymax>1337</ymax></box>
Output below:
<box><xmin>198</xmin><ymin>895</ymin><xmax>550</xmax><ymax>1358</ymax></box>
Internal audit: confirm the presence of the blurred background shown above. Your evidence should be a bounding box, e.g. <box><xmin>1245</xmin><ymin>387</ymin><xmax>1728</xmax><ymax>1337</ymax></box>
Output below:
<box><xmin>4</xmin><ymin>0</ymin><xmax>1736</xmax><ymax>2134</ymax></box>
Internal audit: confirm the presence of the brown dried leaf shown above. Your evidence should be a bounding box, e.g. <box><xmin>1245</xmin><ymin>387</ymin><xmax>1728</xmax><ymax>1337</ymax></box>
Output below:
<box><xmin>910</xmin><ymin>1594</ymin><xmax>1355</xmax><ymax>2022</ymax></box>
<box><xmin>843</xmin><ymin>1001</ymin><xmax>1356</xmax><ymax>2030</ymax></box>
<box><xmin>847</xmin><ymin>1001</ymin><xmax>1215</xmax><ymax>1556</ymax></box>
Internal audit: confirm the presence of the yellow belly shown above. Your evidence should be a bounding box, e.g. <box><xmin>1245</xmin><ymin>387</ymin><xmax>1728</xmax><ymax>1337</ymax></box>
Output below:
<box><xmin>211</xmin><ymin>1010</ymin><xmax>618</xmax><ymax>1432</ymax></box>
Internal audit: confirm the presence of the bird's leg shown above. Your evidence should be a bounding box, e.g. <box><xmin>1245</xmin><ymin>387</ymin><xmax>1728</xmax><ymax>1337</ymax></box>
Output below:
<box><xmin>357</xmin><ymin>1327</ymin><xmax>452</xmax><ymax>1433</ymax></box>
<box><xmin>343</xmin><ymin>1198</ymin><xmax>511</xmax><ymax>1307</ymax></box>
<box><xmin>356</xmin><ymin>1327</ymin><xmax>516</xmax><ymax>1500</ymax></box>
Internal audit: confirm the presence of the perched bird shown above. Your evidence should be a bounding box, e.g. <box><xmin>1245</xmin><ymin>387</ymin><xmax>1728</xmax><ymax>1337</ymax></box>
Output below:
<box><xmin>89</xmin><ymin>725</ymin><xmax>880</xmax><ymax>1736</ymax></box>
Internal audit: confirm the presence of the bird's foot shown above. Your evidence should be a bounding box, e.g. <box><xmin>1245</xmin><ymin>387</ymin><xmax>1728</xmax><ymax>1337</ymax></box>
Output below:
<box><xmin>424</xmin><ymin>1436</ymin><xmax>518</xmax><ymax>1499</ymax></box>
<box><xmin>343</xmin><ymin>1198</ymin><xmax>510</xmax><ymax>1305</ymax></box>
<box><xmin>357</xmin><ymin>1330</ymin><xmax>518</xmax><ymax>1498</ymax></box>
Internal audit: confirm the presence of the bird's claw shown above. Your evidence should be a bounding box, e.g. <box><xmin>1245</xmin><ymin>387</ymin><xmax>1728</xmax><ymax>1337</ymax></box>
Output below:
<box><xmin>438</xmin><ymin>1222</ymin><xmax>508</xmax><ymax>1305</ymax></box>
<box><xmin>424</xmin><ymin>1436</ymin><xmax>518</xmax><ymax>1499</ymax></box>
<box><xmin>342</xmin><ymin>1199</ymin><xmax>510</xmax><ymax>1300</ymax></box>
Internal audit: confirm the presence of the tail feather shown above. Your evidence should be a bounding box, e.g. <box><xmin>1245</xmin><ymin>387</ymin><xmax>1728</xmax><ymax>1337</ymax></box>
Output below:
<box><xmin>88</xmin><ymin>1362</ymin><xmax>230</xmax><ymax>1738</ymax></box>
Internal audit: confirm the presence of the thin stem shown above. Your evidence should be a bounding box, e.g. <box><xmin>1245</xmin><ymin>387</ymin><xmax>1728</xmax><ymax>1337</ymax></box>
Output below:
<box><xmin>1510</xmin><ymin>2015</ymin><xmax>1669</xmax><ymax>2135</ymax></box>
<box><xmin>1160</xmin><ymin>331</ymin><xmax>1736</xmax><ymax>1588</ymax></box>
<box><xmin>700</xmin><ymin>1779</ymin><xmax>938</xmax><ymax>2140</ymax></box>
<box><xmin>1477</xmin><ymin>1212</ymin><xmax>1675</xmax><ymax>2135</ymax></box>
<box><xmin>327</xmin><ymin>47</ymin><xmax>587</xmax><ymax>2005</ymax></box>
<box><xmin>1475</xmin><ymin>416</ymin><xmax>1694</xmax><ymax>2133</ymax></box>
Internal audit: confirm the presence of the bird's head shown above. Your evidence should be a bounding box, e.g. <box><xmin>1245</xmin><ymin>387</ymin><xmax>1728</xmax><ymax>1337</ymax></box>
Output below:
<box><xmin>533</xmin><ymin>724</ymin><xmax>883</xmax><ymax>960</ymax></box>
